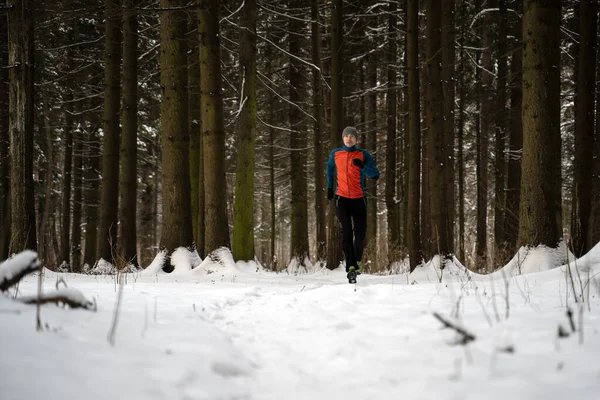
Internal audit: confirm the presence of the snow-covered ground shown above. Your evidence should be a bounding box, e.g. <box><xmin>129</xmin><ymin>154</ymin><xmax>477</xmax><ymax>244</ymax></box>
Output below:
<box><xmin>1</xmin><ymin>244</ymin><xmax>600</xmax><ymax>400</ymax></box>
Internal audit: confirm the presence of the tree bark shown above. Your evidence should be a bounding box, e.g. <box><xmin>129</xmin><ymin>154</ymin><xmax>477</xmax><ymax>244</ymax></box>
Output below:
<box><xmin>312</xmin><ymin>0</ymin><xmax>327</xmax><ymax>261</ymax></box>
<box><xmin>118</xmin><ymin>0</ymin><xmax>138</xmax><ymax>267</ymax></box>
<box><xmin>159</xmin><ymin>0</ymin><xmax>193</xmax><ymax>267</ymax></box>
<box><xmin>505</xmin><ymin>0</ymin><xmax>523</xmax><ymax>256</ymax></box>
<box><xmin>289</xmin><ymin>0</ymin><xmax>309</xmax><ymax>265</ymax></box>
<box><xmin>8</xmin><ymin>0</ymin><xmax>37</xmax><ymax>252</ymax></box>
<box><xmin>494</xmin><ymin>0</ymin><xmax>509</xmax><ymax>263</ymax></box>
<box><xmin>426</xmin><ymin>0</ymin><xmax>448</xmax><ymax>259</ymax></box>
<box><xmin>518</xmin><ymin>0</ymin><xmax>562</xmax><ymax>249</ymax></box>
<box><xmin>97</xmin><ymin>0</ymin><xmax>122</xmax><ymax>263</ymax></box>
<box><xmin>232</xmin><ymin>0</ymin><xmax>257</xmax><ymax>262</ymax></box>
<box><xmin>71</xmin><ymin>124</ymin><xmax>83</xmax><ymax>272</ymax></box>
<box><xmin>200</xmin><ymin>0</ymin><xmax>230</xmax><ymax>254</ymax></box>
<box><xmin>0</xmin><ymin>1</ymin><xmax>10</xmax><ymax>259</ymax></box>
<box><xmin>571</xmin><ymin>0</ymin><xmax>597</xmax><ymax>257</ymax></box>
<box><xmin>327</xmin><ymin>0</ymin><xmax>343</xmax><ymax>269</ymax></box>
<box><xmin>442</xmin><ymin>0</ymin><xmax>455</xmax><ymax>255</ymax></box>
<box><xmin>386</xmin><ymin>2</ymin><xmax>400</xmax><ymax>259</ymax></box>
<box><xmin>407</xmin><ymin>0</ymin><xmax>422</xmax><ymax>272</ymax></box>
<box><xmin>476</xmin><ymin>0</ymin><xmax>492</xmax><ymax>269</ymax></box>
<box><xmin>188</xmin><ymin>9</ymin><xmax>203</xmax><ymax>256</ymax></box>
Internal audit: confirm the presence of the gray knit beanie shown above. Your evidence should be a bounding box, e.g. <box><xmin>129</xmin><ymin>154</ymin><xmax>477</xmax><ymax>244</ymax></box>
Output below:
<box><xmin>342</xmin><ymin>126</ymin><xmax>358</xmax><ymax>140</ymax></box>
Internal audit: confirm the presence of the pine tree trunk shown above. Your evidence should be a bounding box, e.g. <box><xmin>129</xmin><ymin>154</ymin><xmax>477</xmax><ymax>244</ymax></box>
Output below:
<box><xmin>407</xmin><ymin>0</ymin><xmax>422</xmax><ymax>272</ymax></box>
<box><xmin>8</xmin><ymin>0</ymin><xmax>37</xmax><ymax>252</ymax></box>
<box><xmin>426</xmin><ymin>0</ymin><xmax>448</xmax><ymax>258</ymax></box>
<box><xmin>289</xmin><ymin>0</ymin><xmax>309</xmax><ymax>265</ymax></box>
<box><xmin>442</xmin><ymin>0</ymin><xmax>455</xmax><ymax>255</ymax></box>
<box><xmin>97</xmin><ymin>0</ymin><xmax>122</xmax><ymax>263</ymax></box>
<box><xmin>386</xmin><ymin>3</ymin><xmax>400</xmax><ymax>260</ymax></box>
<box><xmin>311</xmin><ymin>0</ymin><xmax>326</xmax><ymax>261</ymax></box>
<box><xmin>71</xmin><ymin>127</ymin><xmax>83</xmax><ymax>272</ymax></box>
<box><xmin>327</xmin><ymin>0</ymin><xmax>343</xmax><ymax>270</ymax></box>
<box><xmin>518</xmin><ymin>0</ymin><xmax>562</xmax><ymax>249</ymax></box>
<box><xmin>83</xmin><ymin>125</ymin><xmax>101</xmax><ymax>268</ymax></box>
<box><xmin>232</xmin><ymin>0</ymin><xmax>257</xmax><ymax>262</ymax></box>
<box><xmin>591</xmin><ymin>24</ymin><xmax>600</xmax><ymax>248</ymax></box>
<box><xmin>188</xmin><ymin>10</ymin><xmax>202</xmax><ymax>255</ymax></box>
<box><xmin>420</xmin><ymin>19</ymin><xmax>431</xmax><ymax>258</ymax></box>
<box><xmin>505</xmin><ymin>0</ymin><xmax>523</xmax><ymax>256</ymax></box>
<box><xmin>159</xmin><ymin>0</ymin><xmax>193</xmax><ymax>267</ymax></box>
<box><xmin>200</xmin><ymin>0</ymin><xmax>230</xmax><ymax>254</ymax></box>
<box><xmin>0</xmin><ymin>3</ymin><xmax>10</xmax><ymax>260</ymax></box>
<box><xmin>494</xmin><ymin>0</ymin><xmax>509</xmax><ymax>263</ymax></box>
<box><xmin>139</xmin><ymin>155</ymin><xmax>155</xmax><ymax>268</ymax></box>
<box><xmin>366</xmin><ymin>49</ymin><xmax>378</xmax><ymax>256</ymax></box>
<box><xmin>39</xmin><ymin>97</ymin><xmax>53</xmax><ymax>266</ymax></box>
<box><xmin>60</xmin><ymin>87</ymin><xmax>73</xmax><ymax>269</ymax></box>
<box><xmin>476</xmin><ymin>0</ymin><xmax>491</xmax><ymax>269</ymax></box>
<box><xmin>118</xmin><ymin>0</ymin><xmax>138</xmax><ymax>267</ymax></box>
<box><xmin>571</xmin><ymin>0</ymin><xmax>597</xmax><ymax>257</ymax></box>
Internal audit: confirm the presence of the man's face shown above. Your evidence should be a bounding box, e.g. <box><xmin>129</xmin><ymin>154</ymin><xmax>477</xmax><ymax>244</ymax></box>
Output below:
<box><xmin>343</xmin><ymin>134</ymin><xmax>357</xmax><ymax>147</ymax></box>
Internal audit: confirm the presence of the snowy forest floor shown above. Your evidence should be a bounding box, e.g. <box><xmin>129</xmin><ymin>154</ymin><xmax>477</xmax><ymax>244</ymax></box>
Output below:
<box><xmin>1</xmin><ymin>248</ymin><xmax>600</xmax><ymax>400</ymax></box>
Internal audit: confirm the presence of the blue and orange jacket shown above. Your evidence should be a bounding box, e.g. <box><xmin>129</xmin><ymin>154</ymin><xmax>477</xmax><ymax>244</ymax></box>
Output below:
<box><xmin>327</xmin><ymin>145</ymin><xmax>380</xmax><ymax>199</ymax></box>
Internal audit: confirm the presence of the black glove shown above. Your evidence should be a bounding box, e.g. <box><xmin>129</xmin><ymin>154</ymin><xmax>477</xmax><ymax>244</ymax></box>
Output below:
<box><xmin>372</xmin><ymin>175</ymin><xmax>379</xmax><ymax>181</ymax></box>
<box><xmin>327</xmin><ymin>188</ymin><xmax>334</xmax><ymax>200</ymax></box>
<box><xmin>352</xmin><ymin>158</ymin><xmax>364</xmax><ymax>169</ymax></box>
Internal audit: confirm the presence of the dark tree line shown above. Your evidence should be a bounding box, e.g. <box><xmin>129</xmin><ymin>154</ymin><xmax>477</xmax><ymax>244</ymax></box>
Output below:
<box><xmin>1</xmin><ymin>0</ymin><xmax>599</xmax><ymax>273</ymax></box>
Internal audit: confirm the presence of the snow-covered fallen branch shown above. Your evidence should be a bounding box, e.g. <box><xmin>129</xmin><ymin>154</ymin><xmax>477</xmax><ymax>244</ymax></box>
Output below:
<box><xmin>0</xmin><ymin>250</ymin><xmax>41</xmax><ymax>292</ymax></box>
<box><xmin>17</xmin><ymin>287</ymin><xmax>97</xmax><ymax>311</ymax></box>
<box><xmin>433</xmin><ymin>312</ymin><xmax>476</xmax><ymax>345</ymax></box>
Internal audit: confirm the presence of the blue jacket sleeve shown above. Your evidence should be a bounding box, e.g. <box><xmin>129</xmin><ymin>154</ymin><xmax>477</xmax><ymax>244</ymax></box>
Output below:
<box><xmin>326</xmin><ymin>150</ymin><xmax>336</xmax><ymax>189</ymax></box>
<box><xmin>362</xmin><ymin>150</ymin><xmax>380</xmax><ymax>179</ymax></box>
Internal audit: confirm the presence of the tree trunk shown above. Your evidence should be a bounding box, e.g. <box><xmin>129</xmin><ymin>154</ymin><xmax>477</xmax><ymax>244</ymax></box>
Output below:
<box><xmin>494</xmin><ymin>0</ymin><xmax>509</xmax><ymax>264</ymax></box>
<box><xmin>591</xmin><ymin>13</ymin><xmax>600</xmax><ymax>249</ymax></box>
<box><xmin>8</xmin><ymin>0</ymin><xmax>37</xmax><ymax>252</ymax></box>
<box><xmin>442</xmin><ymin>0</ymin><xmax>455</xmax><ymax>255</ymax></box>
<box><xmin>0</xmin><ymin>2</ymin><xmax>10</xmax><ymax>260</ymax></box>
<box><xmin>571</xmin><ymin>0</ymin><xmax>597</xmax><ymax>257</ymax></box>
<box><xmin>71</xmin><ymin>126</ymin><xmax>83</xmax><ymax>272</ymax></box>
<box><xmin>476</xmin><ymin>0</ymin><xmax>491</xmax><ymax>269</ymax></box>
<box><xmin>289</xmin><ymin>0</ymin><xmax>309</xmax><ymax>265</ymax></box>
<box><xmin>505</xmin><ymin>0</ymin><xmax>523</xmax><ymax>256</ymax></box>
<box><xmin>60</xmin><ymin>80</ymin><xmax>73</xmax><ymax>269</ymax></box>
<box><xmin>327</xmin><ymin>0</ymin><xmax>343</xmax><ymax>270</ymax></box>
<box><xmin>386</xmin><ymin>2</ymin><xmax>400</xmax><ymax>260</ymax></box>
<box><xmin>97</xmin><ymin>0</ymin><xmax>122</xmax><ymax>263</ymax></box>
<box><xmin>188</xmin><ymin>10</ymin><xmax>203</xmax><ymax>256</ymax></box>
<box><xmin>39</xmin><ymin>97</ymin><xmax>54</xmax><ymax>266</ymax></box>
<box><xmin>83</xmin><ymin>125</ymin><xmax>101</xmax><ymax>268</ymax></box>
<box><xmin>518</xmin><ymin>0</ymin><xmax>562</xmax><ymax>249</ymax></box>
<box><xmin>407</xmin><ymin>0</ymin><xmax>422</xmax><ymax>272</ymax></box>
<box><xmin>312</xmin><ymin>0</ymin><xmax>326</xmax><ymax>261</ymax></box>
<box><xmin>426</xmin><ymin>0</ymin><xmax>448</xmax><ymax>259</ymax></box>
<box><xmin>118</xmin><ymin>0</ymin><xmax>138</xmax><ymax>267</ymax></box>
<box><xmin>200</xmin><ymin>0</ymin><xmax>230</xmax><ymax>254</ymax></box>
<box><xmin>366</xmin><ymin>47</ymin><xmax>378</xmax><ymax>257</ymax></box>
<box><xmin>159</xmin><ymin>0</ymin><xmax>193</xmax><ymax>267</ymax></box>
<box><xmin>232</xmin><ymin>0</ymin><xmax>257</xmax><ymax>262</ymax></box>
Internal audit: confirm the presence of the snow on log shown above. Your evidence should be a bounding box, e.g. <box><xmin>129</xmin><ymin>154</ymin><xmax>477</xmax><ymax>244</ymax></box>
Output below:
<box><xmin>18</xmin><ymin>287</ymin><xmax>97</xmax><ymax>311</ymax></box>
<box><xmin>0</xmin><ymin>250</ymin><xmax>41</xmax><ymax>292</ymax></box>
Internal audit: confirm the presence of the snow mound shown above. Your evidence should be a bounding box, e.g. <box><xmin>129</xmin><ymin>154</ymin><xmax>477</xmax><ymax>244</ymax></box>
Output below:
<box><xmin>409</xmin><ymin>254</ymin><xmax>473</xmax><ymax>283</ymax></box>
<box><xmin>170</xmin><ymin>247</ymin><xmax>202</xmax><ymax>274</ymax></box>
<box><xmin>235</xmin><ymin>260</ymin><xmax>266</xmax><ymax>274</ymax></box>
<box><xmin>140</xmin><ymin>250</ymin><xmax>169</xmax><ymax>276</ymax></box>
<box><xmin>284</xmin><ymin>256</ymin><xmax>319</xmax><ymax>275</ymax></box>
<box><xmin>192</xmin><ymin>247</ymin><xmax>237</xmax><ymax>275</ymax></box>
<box><xmin>88</xmin><ymin>259</ymin><xmax>116</xmax><ymax>275</ymax></box>
<box><xmin>492</xmin><ymin>240</ymin><xmax>573</xmax><ymax>278</ymax></box>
